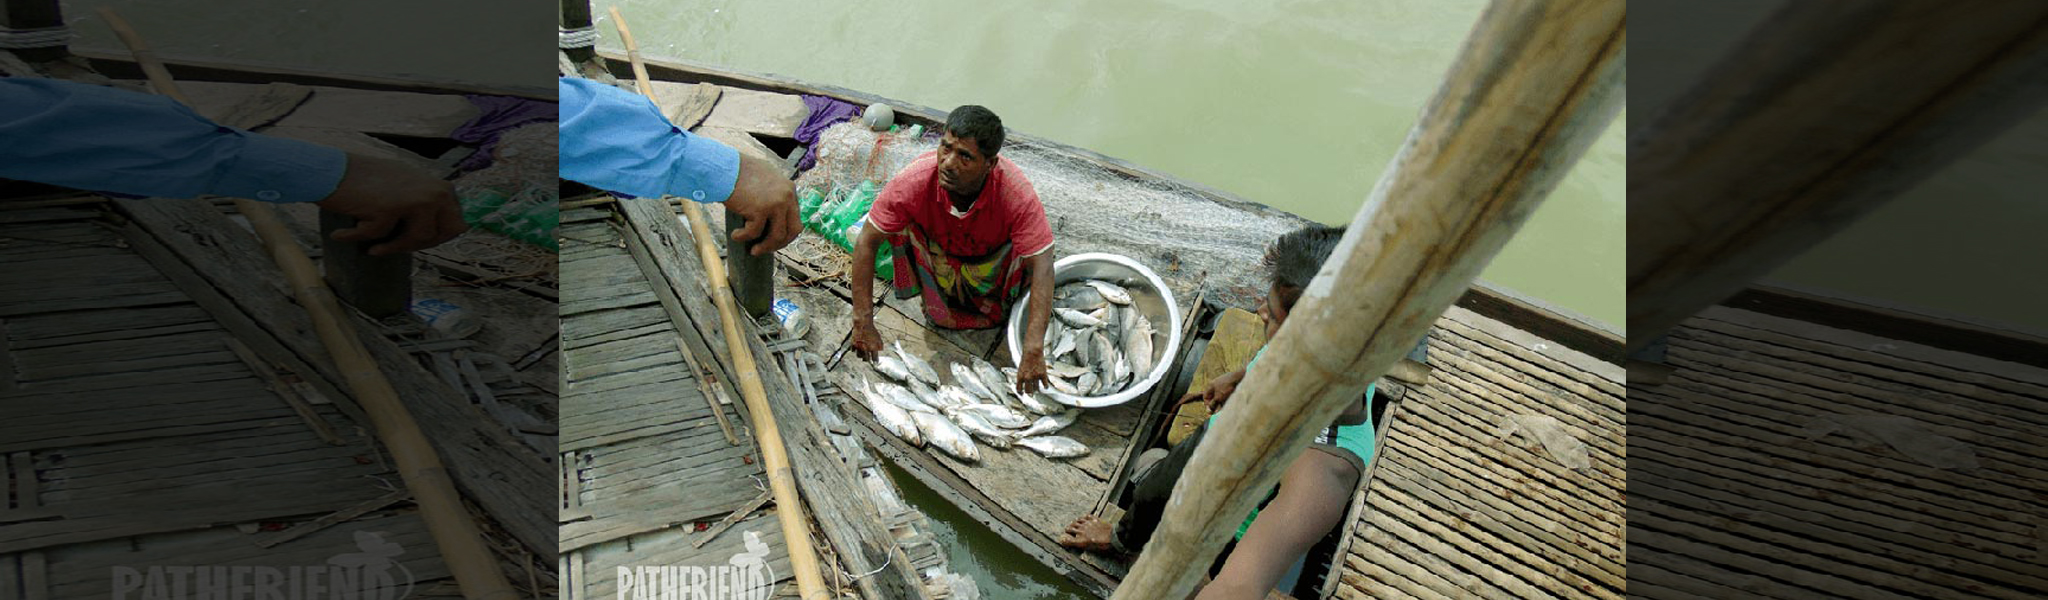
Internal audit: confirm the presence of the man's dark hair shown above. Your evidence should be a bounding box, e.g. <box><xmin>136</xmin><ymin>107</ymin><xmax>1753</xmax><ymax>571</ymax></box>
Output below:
<box><xmin>945</xmin><ymin>105</ymin><xmax>1005</xmax><ymax>157</ymax></box>
<box><xmin>1263</xmin><ymin>225</ymin><xmax>1348</xmax><ymax>292</ymax></box>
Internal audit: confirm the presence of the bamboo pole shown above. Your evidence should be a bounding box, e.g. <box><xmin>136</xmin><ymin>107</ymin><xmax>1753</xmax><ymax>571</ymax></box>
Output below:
<box><xmin>1107</xmin><ymin>0</ymin><xmax>1623</xmax><ymax>597</ymax></box>
<box><xmin>1626</xmin><ymin>1</ymin><xmax>2048</xmax><ymax>348</ymax></box>
<box><xmin>605</xmin><ymin>8</ymin><xmax>831</xmax><ymax>600</ymax></box>
<box><xmin>95</xmin><ymin>9</ymin><xmax>518</xmax><ymax>600</ymax></box>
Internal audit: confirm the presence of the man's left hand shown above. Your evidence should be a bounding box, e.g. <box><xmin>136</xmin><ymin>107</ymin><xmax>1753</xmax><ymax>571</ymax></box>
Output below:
<box><xmin>1016</xmin><ymin>346</ymin><xmax>1050</xmax><ymax>394</ymax></box>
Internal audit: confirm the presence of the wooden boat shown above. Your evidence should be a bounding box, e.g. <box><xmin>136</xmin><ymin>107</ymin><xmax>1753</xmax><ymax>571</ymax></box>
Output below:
<box><xmin>577</xmin><ymin>51</ymin><xmax>1628</xmax><ymax>599</ymax></box>
<box><xmin>0</xmin><ymin>48</ymin><xmax>558</xmax><ymax>597</ymax></box>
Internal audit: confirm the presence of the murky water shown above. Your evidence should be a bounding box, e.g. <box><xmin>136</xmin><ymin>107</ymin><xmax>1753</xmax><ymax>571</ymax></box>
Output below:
<box><xmin>881</xmin><ymin>462</ymin><xmax>1097</xmax><ymax>599</ymax></box>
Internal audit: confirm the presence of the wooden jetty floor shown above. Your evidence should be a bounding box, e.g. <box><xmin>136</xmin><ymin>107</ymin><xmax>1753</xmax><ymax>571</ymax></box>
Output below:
<box><xmin>1628</xmin><ymin>305</ymin><xmax>2048</xmax><ymax>599</ymax></box>
<box><xmin>1334</xmin><ymin>305</ymin><xmax>1626</xmax><ymax>600</ymax></box>
<box><xmin>0</xmin><ymin>204</ymin><xmax>498</xmax><ymax>598</ymax></box>
<box><xmin>557</xmin><ymin>202</ymin><xmax>949</xmax><ymax>600</ymax></box>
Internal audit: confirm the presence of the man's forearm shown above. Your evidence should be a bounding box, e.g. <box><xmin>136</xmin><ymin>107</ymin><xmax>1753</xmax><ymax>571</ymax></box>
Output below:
<box><xmin>851</xmin><ymin>225</ymin><xmax>881</xmax><ymax>323</ymax></box>
<box><xmin>1022</xmin><ymin>250</ymin><xmax>1055</xmax><ymax>353</ymax></box>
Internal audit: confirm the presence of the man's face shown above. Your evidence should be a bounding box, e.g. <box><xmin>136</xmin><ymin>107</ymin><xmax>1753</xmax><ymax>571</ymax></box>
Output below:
<box><xmin>936</xmin><ymin>132</ymin><xmax>992</xmax><ymax>198</ymax></box>
<box><xmin>1259</xmin><ymin>283</ymin><xmax>1300</xmax><ymax>341</ymax></box>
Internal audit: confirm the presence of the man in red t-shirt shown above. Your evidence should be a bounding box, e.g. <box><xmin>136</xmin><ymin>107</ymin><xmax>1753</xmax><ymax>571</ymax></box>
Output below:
<box><xmin>849</xmin><ymin>105</ymin><xmax>1056</xmax><ymax>393</ymax></box>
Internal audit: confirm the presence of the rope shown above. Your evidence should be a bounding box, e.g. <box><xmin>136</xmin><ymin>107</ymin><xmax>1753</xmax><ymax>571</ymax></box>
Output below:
<box><xmin>0</xmin><ymin>25</ymin><xmax>70</xmax><ymax>49</ymax></box>
<box><xmin>557</xmin><ymin>26</ymin><xmax>598</xmax><ymax>49</ymax></box>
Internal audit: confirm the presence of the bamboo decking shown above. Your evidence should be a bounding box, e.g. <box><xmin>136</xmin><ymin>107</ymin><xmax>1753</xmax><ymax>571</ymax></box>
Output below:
<box><xmin>1</xmin><ymin>62</ymin><xmax>558</xmax><ymax>598</ymax></box>
<box><xmin>1334</xmin><ymin>306</ymin><xmax>1626</xmax><ymax>600</ymax></box>
<box><xmin>0</xmin><ymin>203</ymin><xmax>462</xmax><ymax>598</ymax></box>
<box><xmin>556</xmin><ymin>210</ymin><xmax>797</xmax><ymax>597</ymax></box>
<box><xmin>1628</xmin><ymin>305</ymin><xmax>2048</xmax><ymax>599</ymax></box>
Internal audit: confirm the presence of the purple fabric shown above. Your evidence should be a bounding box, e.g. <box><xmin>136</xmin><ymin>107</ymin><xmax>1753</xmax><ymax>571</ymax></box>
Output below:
<box><xmin>452</xmin><ymin>95</ymin><xmax>559</xmax><ymax>171</ymax></box>
<box><xmin>794</xmin><ymin>95</ymin><xmax>863</xmax><ymax>172</ymax></box>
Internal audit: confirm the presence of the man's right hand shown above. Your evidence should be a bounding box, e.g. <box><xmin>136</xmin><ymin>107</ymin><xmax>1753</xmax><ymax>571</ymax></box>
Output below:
<box><xmin>1180</xmin><ymin>367</ymin><xmax>1247</xmax><ymax>414</ymax></box>
<box><xmin>850</xmin><ymin>319</ymin><xmax>885</xmax><ymax>361</ymax></box>
<box><xmin>724</xmin><ymin>154</ymin><xmax>801</xmax><ymax>255</ymax></box>
<box><xmin>315</xmin><ymin>153</ymin><xmax>467</xmax><ymax>256</ymax></box>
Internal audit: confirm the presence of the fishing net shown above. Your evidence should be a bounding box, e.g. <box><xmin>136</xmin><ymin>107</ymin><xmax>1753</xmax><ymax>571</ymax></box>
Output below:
<box><xmin>453</xmin><ymin>123</ymin><xmax>559</xmax><ymax>251</ymax></box>
<box><xmin>796</xmin><ymin>122</ymin><xmax>1311</xmax><ymax>307</ymax></box>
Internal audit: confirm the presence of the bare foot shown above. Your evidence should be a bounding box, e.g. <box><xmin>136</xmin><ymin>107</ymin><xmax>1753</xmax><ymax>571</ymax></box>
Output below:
<box><xmin>1057</xmin><ymin>515</ymin><xmax>1117</xmax><ymax>553</ymax></box>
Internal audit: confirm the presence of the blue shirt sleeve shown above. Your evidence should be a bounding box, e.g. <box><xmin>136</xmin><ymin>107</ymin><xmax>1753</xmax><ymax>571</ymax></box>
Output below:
<box><xmin>0</xmin><ymin>78</ymin><xmax>346</xmax><ymax>203</ymax></box>
<box><xmin>557</xmin><ymin>76</ymin><xmax>738</xmax><ymax>202</ymax></box>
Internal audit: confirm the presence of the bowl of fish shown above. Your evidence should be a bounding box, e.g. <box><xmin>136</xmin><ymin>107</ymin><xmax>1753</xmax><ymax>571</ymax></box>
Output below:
<box><xmin>1006</xmin><ymin>253</ymin><xmax>1182</xmax><ymax>408</ymax></box>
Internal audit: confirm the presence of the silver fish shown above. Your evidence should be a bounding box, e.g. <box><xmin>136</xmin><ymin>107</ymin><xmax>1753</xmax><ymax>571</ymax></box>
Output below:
<box><xmin>1076</xmin><ymin>371</ymin><xmax>1098</xmax><ymax>397</ymax></box>
<box><xmin>1053</xmin><ymin>283</ymin><xmax>1107</xmax><ymax>311</ymax></box>
<box><xmin>1086</xmin><ymin>280</ymin><xmax>1132</xmax><ymax>305</ymax></box>
<box><xmin>1046</xmin><ymin>375</ymin><xmax>1081</xmax><ymax>396</ymax></box>
<box><xmin>951</xmin><ymin>403</ymin><xmax>1032</xmax><ymax>429</ymax></box>
<box><xmin>938</xmin><ymin>385</ymin><xmax>981</xmax><ymax>410</ymax></box>
<box><xmin>1109</xmin><ymin>354</ymin><xmax>1132</xmax><ymax>387</ymax></box>
<box><xmin>1016</xmin><ymin>390</ymin><xmax>1063</xmax><ymax>415</ymax></box>
<box><xmin>971</xmin><ymin>358</ymin><xmax>1013</xmax><ymax>399</ymax></box>
<box><xmin>906</xmin><ymin>378</ymin><xmax>946</xmax><ymax>409</ymax></box>
<box><xmin>1049</xmin><ymin>329</ymin><xmax>1078</xmax><ymax>361</ymax></box>
<box><xmin>1017</xmin><ymin>435</ymin><xmax>1089</xmax><ymax>458</ymax></box>
<box><xmin>1126</xmin><ymin>315</ymin><xmax>1155</xmax><ymax>379</ymax></box>
<box><xmin>1054</xmin><ymin>307</ymin><xmax>1103</xmax><ymax>329</ymax></box>
<box><xmin>877</xmin><ymin>383</ymin><xmax>937</xmax><ymax>414</ymax></box>
<box><xmin>1016</xmin><ymin>409</ymin><xmax>1079</xmax><ymax>438</ymax></box>
<box><xmin>952</xmin><ymin>363</ymin><xmax>1000</xmax><ymax>403</ymax></box>
<box><xmin>875</xmin><ymin>355</ymin><xmax>913</xmax><ymax>382</ymax></box>
<box><xmin>913</xmin><ymin>411</ymin><xmax>979</xmax><ymax>461</ymax></box>
<box><xmin>860</xmin><ymin>381</ymin><xmax>923</xmax><ymax>446</ymax></box>
<box><xmin>893</xmin><ymin>341</ymin><xmax>943</xmax><ymax>386</ymax></box>
<box><xmin>1092</xmin><ymin>331</ymin><xmax>1119</xmax><ymax>370</ymax></box>
<box><xmin>1047</xmin><ymin>362</ymin><xmax>1091</xmax><ymax>379</ymax></box>
<box><xmin>949</xmin><ymin>410</ymin><xmax>1015</xmax><ymax>449</ymax></box>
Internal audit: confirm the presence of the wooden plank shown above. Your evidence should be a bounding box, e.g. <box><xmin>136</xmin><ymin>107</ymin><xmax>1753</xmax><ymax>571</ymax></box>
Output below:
<box><xmin>222</xmin><ymin>337</ymin><xmax>345</xmax><ymax>445</ymax></box>
<box><xmin>252</xmin><ymin>488</ymin><xmax>412</xmax><ymax>549</ymax></box>
<box><xmin>10</xmin><ymin>453</ymin><xmax>35</xmax><ymax>509</ymax></box>
<box><xmin>648</xmin><ymin>80</ymin><xmax>720</xmax><ymax>129</ymax></box>
<box><xmin>163</xmin><ymin>81</ymin><xmax>316</xmax><ymax>130</ymax></box>
<box><xmin>699</xmin><ymin>86</ymin><xmax>810</xmax><ymax>138</ymax></box>
<box><xmin>1716</xmin><ymin>288</ymin><xmax>2048</xmax><ymax>378</ymax></box>
<box><xmin>256</xmin><ymin>125</ymin><xmax>445</xmax><ymax>174</ymax></box>
<box><xmin>0</xmin><ymin>318</ymin><xmax>13</xmax><ymax>395</ymax></box>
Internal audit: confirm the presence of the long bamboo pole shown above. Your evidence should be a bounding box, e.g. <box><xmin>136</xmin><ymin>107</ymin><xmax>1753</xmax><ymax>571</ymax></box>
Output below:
<box><xmin>1625</xmin><ymin>0</ymin><xmax>2048</xmax><ymax>347</ymax></box>
<box><xmin>96</xmin><ymin>9</ymin><xmax>518</xmax><ymax>600</ymax></box>
<box><xmin>606</xmin><ymin>7</ymin><xmax>832</xmax><ymax>600</ymax></box>
<box><xmin>1108</xmin><ymin>1</ymin><xmax>1624</xmax><ymax>597</ymax></box>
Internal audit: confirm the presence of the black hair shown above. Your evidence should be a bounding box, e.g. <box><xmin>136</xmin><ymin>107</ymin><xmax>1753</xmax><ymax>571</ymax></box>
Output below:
<box><xmin>1263</xmin><ymin>224</ymin><xmax>1347</xmax><ymax>292</ymax></box>
<box><xmin>945</xmin><ymin>105</ymin><xmax>1005</xmax><ymax>157</ymax></box>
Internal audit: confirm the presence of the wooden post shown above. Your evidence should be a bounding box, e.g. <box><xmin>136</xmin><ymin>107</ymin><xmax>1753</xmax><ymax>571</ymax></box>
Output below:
<box><xmin>1626</xmin><ymin>1</ymin><xmax>2048</xmax><ymax>347</ymax></box>
<box><xmin>320</xmin><ymin>212</ymin><xmax>414</xmax><ymax>318</ymax></box>
<box><xmin>558</xmin><ymin>0</ymin><xmax>597</xmax><ymax>64</ymax></box>
<box><xmin>607</xmin><ymin>8</ymin><xmax>831</xmax><ymax>600</ymax></box>
<box><xmin>2</xmin><ymin>0</ymin><xmax>67</xmax><ymax>62</ymax></box>
<box><xmin>1108</xmin><ymin>0</ymin><xmax>1623</xmax><ymax>597</ymax></box>
<box><xmin>96</xmin><ymin>9</ymin><xmax>518</xmax><ymax>600</ymax></box>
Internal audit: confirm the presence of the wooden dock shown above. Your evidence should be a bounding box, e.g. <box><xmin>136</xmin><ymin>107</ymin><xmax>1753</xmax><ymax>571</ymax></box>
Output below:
<box><xmin>1628</xmin><ymin>302</ymin><xmax>2048</xmax><ymax>599</ymax></box>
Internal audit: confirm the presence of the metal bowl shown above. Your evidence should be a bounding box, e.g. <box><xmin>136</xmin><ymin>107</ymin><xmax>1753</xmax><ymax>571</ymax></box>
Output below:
<box><xmin>1007</xmin><ymin>253</ymin><xmax>1183</xmax><ymax>408</ymax></box>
